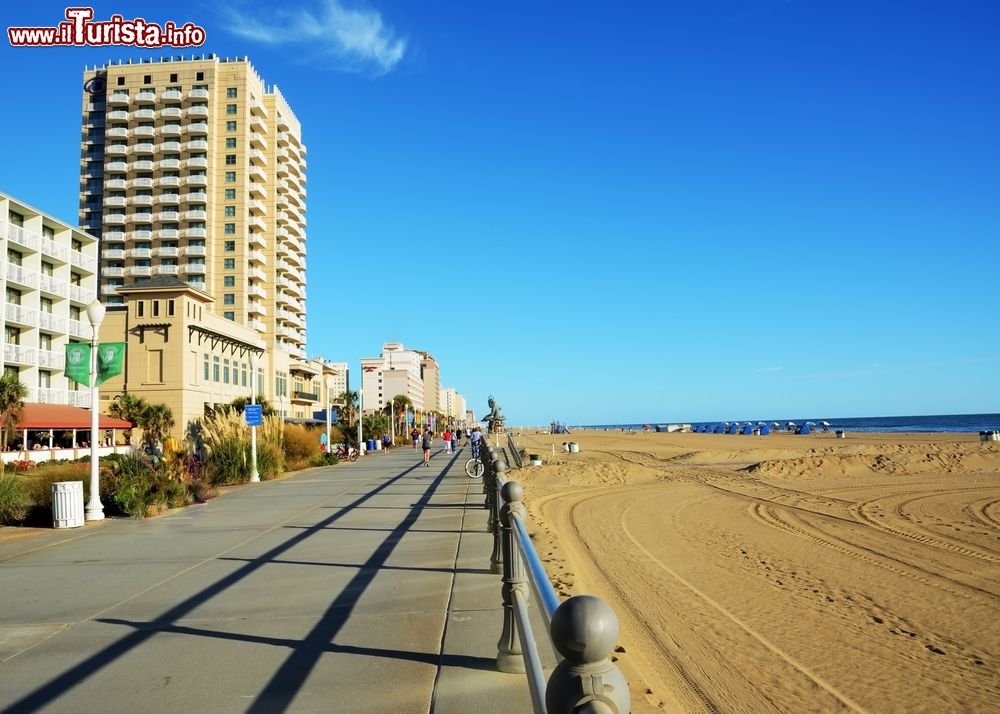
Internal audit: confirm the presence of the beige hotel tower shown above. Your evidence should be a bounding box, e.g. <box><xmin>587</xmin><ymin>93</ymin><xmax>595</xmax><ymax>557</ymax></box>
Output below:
<box><xmin>79</xmin><ymin>56</ymin><xmax>317</xmax><ymax>426</ymax></box>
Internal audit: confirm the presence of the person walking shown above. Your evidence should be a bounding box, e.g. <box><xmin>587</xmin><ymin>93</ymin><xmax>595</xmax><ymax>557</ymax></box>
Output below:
<box><xmin>451</xmin><ymin>429</ymin><xmax>459</xmax><ymax>452</ymax></box>
<box><xmin>411</xmin><ymin>427</ymin><xmax>420</xmax><ymax>449</ymax></box>
<box><xmin>442</xmin><ymin>428</ymin><xmax>452</xmax><ymax>454</ymax></box>
<box><xmin>421</xmin><ymin>428</ymin><xmax>433</xmax><ymax>466</ymax></box>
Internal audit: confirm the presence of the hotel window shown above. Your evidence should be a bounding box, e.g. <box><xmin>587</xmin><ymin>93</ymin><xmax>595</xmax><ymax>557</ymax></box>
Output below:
<box><xmin>42</xmin><ymin>225</ymin><xmax>55</xmax><ymax>238</ymax></box>
<box><xmin>213</xmin><ymin>356</ymin><xmax>220</xmax><ymax>381</ymax></box>
<box><xmin>225</xmin><ymin>189</ymin><xmax>236</xmax><ymax>200</ymax></box>
<box><xmin>203</xmin><ymin>354</ymin><xmax>209</xmax><ymax>380</ymax></box>
<box><xmin>6</xmin><ymin>288</ymin><xmax>21</xmax><ymax>305</ymax></box>
<box><xmin>41</xmin><ymin>261</ymin><xmax>54</xmax><ymax>276</ymax></box>
<box><xmin>5</xmin><ymin>327</ymin><xmax>20</xmax><ymax>345</ymax></box>
<box><xmin>39</xmin><ymin>371</ymin><xmax>52</xmax><ymax>388</ymax></box>
<box><xmin>225</xmin><ymin>206</ymin><xmax>236</xmax><ymax>217</ymax></box>
<box><xmin>226</xmin><ymin>121</ymin><xmax>237</xmax><ymax>131</ymax></box>
<box><xmin>137</xmin><ymin>300</ymin><xmax>146</xmax><ymax>318</ymax></box>
<box><xmin>227</xmin><ymin>87</ymin><xmax>238</xmax><ymax>98</ymax></box>
<box><xmin>241</xmin><ymin>363</ymin><xmax>248</xmax><ymax>387</ymax></box>
<box><xmin>143</xmin><ymin>75</ymin><xmax>151</xmax><ymax>84</ymax></box>
<box><xmin>70</xmin><ymin>305</ymin><xmax>81</xmax><ymax>320</ymax></box>
<box><xmin>223</xmin><ymin>311</ymin><xmax>235</xmax><ymax>321</ymax></box>
<box><xmin>7</xmin><ymin>249</ymin><xmax>22</xmax><ymax>266</ymax></box>
<box><xmin>224</xmin><ymin>258</ymin><xmax>235</xmax><ymax>270</ymax></box>
<box><xmin>152</xmin><ymin>301</ymin><xmax>159</xmax><ymax>317</ymax></box>
<box><xmin>223</xmin><ymin>359</ymin><xmax>230</xmax><ymax>384</ymax></box>
<box><xmin>170</xmin><ymin>73</ymin><xmax>177</xmax><ymax>82</ymax></box>
<box><xmin>40</xmin><ymin>297</ymin><xmax>53</xmax><ymax>314</ymax></box>
<box><xmin>225</xmin><ymin>241</ymin><xmax>236</xmax><ymax>251</ymax></box>
<box><xmin>226</xmin><ymin>154</ymin><xmax>236</xmax><ymax>165</ymax></box>
<box><xmin>224</xmin><ymin>224</ymin><xmax>236</xmax><ymax>235</ymax></box>
<box><xmin>223</xmin><ymin>276</ymin><xmax>235</xmax><ymax>287</ymax></box>
<box><xmin>226</xmin><ymin>138</ymin><xmax>237</xmax><ymax>148</ymax></box>
<box><xmin>196</xmin><ymin>72</ymin><xmax>204</xmax><ymax>81</ymax></box>
<box><xmin>168</xmin><ymin>300</ymin><xmax>175</xmax><ymax>316</ymax></box>
<box><xmin>116</xmin><ymin>76</ymin><xmax>125</xmax><ymax>86</ymax></box>
<box><xmin>225</xmin><ymin>172</ymin><xmax>236</xmax><ymax>183</ymax></box>
<box><xmin>223</xmin><ymin>294</ymin><xmax>235</xmax><ymax>305</ymax></box>
<box><xmin>226</xmin><ymin>104</ymin><xmax>237</xmax><ymax>115</ymax></box>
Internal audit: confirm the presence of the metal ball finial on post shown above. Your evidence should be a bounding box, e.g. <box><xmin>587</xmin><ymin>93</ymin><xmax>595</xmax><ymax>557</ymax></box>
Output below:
<box><xmin>489</xmin><ymin>457</ymin><xmax>507</xmax><ymax>574</ymax></box>
<box><xmin>496</xmin><ymin>480</ymin><xmax>528</xmax><ymax>673</ymax></box>
<box><xmin>546</xmin><ymin>595</ymin><xmax>631</xmax><ymax>714</ymax></box>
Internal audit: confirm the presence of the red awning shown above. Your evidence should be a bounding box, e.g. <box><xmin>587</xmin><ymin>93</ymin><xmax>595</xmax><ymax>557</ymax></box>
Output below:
<box><xmin>12</xmin><ymin>403</ymin><xmax>132</xmax><ymax>430</ymax></box>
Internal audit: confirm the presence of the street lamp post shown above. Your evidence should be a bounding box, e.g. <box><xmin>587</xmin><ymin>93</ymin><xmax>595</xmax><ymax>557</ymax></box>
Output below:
<box><xmin>324</xmin><ymin>374</ymin><xmax>334</xmax><ymax>457</ymax></box>
<box><xmin>84</xmin><ymin>300</ymin><xmax>106</xmax><ymax>522</ymax></box>
<box><xmin>357</xmin><ymin>388</ymin><xmax>363</xmax><ymax>455</ymax></box>
<box><xmin>250</xmin><ymin>353</ymin><xmax>260</xmax><ymax>483</ymax></box>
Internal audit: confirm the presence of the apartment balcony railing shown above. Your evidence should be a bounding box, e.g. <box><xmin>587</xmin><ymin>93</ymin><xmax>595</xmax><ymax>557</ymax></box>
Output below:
<box><xmin>69</xmin><ymin>250</ymin><xmax>97</xmax><ymax>273</ymax></box>
<box><xmin>160</xmin><ymin>140</ymin><xmax>182</xmax><ymax>152</ymax></box>
<box><xmin>131</xmin><ymin>160</ymin><xmax>155</xmax><ymax>172</ymax></box>
<box><xmin>156</xmin><ymin>265</ymin><xmax>178</xmax><ymax>275</ymax></box>
<box><xmin>187</xmin><ymin>106</ymin><xmax>209</xmax><ymax>118</ymax></box>
<box><xmin>107</xmin><ymin>110</ymin><xmax>129</xmax><ymax>121</ymax></box>
<box><xmin>183</xmin><ymin>227</ymin><xmax>206</xmax><ymax>238</ymax></box>
<box><xmin>183</xmin><ymin>192</ymin><xmax>207</xmax><ymax>203</ymax></box>
<box><xmin>187</xmin><ymin>122</ymin><xmax>209</xmax><ymax>135</ymax></box>
<box><xmin>39</xmin><ymin>275</ymin><xmax>70</xmax><ymax>299</ymax></box>
<box><xmin>131</xmin><ymin>211</ymin><xmax>154</xmax><ymax>223</ymax></box>
<box><xmin>3</xmin><ymin>343</ymin><xmax>34</xmax><ymax>366</ymax></box>
<box><xmin>156</xmin><ymin>247</ymin><xmax>179</xmax><ymax>258</ymax></box>
<box><xmin>248</xmin><ymin>233</ymin><xmax>266</xmax><ymax>248</ymax></box>
<box><xmin>104</xmin><ymin>214</ymin><xmax>127</xmax><ymax>225</ymax></box>
<box><xmin>134</xmin><ymin>108</ymin><xmax>156</xmax><ymax>120</ymax></box>
<box><xmin>183</xmin><ymin>245</ymin><xmax>207</xmax><ymax>256</ymax></box>
<box><xmin>156</xmin><ymin>211</ymin><xmax>180</xmax><ymax>222</ymax></box>
<box><xmin>5</xmin><ymin>303</ymin><xmax>37</xmax><ymax>326</ymax></box>
<box><xmin>159</xmin><ymin>229</ymin><xmax>179</xmax><ymax>240</ymax></box>
<box><xmin>69</xmin><ymin>285</ymin><xmax>97</xmax><ymax>305</ymax></box>
<box><xmin>186</xmin><ymin>157</ymin><xmax>208</xmax><ymax>169</ymax></box>
<box><xmin>160</xmin><ymin>107</ymin><xmax>182</xmax><ymax>120</ymax></box>
<box><xmin>102</xmin><ymin>248</ymin><xmax>126</xmax><ymax>260</ymax></box>
<box><xmin>67</xmin><ymin>317</ymin><xmax>90</xmax><ymax>338</ymax></box>
<box><xmin>159</xmin><ymin>176</ymin><xmax>181</xmax><ymax>187</ymax></box>
<box><xmin>248</xmin><ymin>284</ymin><xmax>266</xmax><ymax>299</ymax></box>
<box><xmin>248</xmin><ymin>250</ymin><xmax>265</xmax><ymax>265</ymax></box>
<box><xmin>160</xmin><ymin>159</ymin><xmax>181</xmax><ymax>170</ymax></box>
<box><xmin>104</xmin><ymin>178</ymin><xmax>128</xmax><ymax>190</ymax></box>
<box><xmin>103</xmin><ymin>267</ymin><xmax>125</xmax><ymax>278</ymax></box>
<box><xmin>128</xmin><ymin>266</ymin><xmax>152</xmax><ymax>277</ymax></box>
<box><xmin>132</xmin><ymin>177</ymin><xmax>154</xmax><ymax>189</ymax></box>
<box><xmin>186</xmin><ymin>139</ymin><xmax>208</xmax><ymax>151</ymax></box>
<box><xmin>291</xmin><ymin>390</ymin><xmax>319</xmax><ymax>403</ymax></box>
<box><xmin>188</xmin><ymin>88</ymin><xmax>210</xmax><ymax>100</ymax></box>
<box><xmin>133</xmin><ymin>126</ymin><xmax>156</xmax><ymax>138</ymax></box>
<box><xmin>248</xmin><ymin>182</ymin><xmax>267</xmax><ymax>198</ymax></box>
<box><xmin>105</xmin><ymin>161</ymin><xmax>128</xmax><ymax>173</ymax></box>
<box><xmin>5</xmin><ymin>264</ymin><xmax>37</xmax><ymax>289</ymax></box>
<box><xmin>131</xmin><ymin>230</ymin><xmax>153</xmax><ymax>241</ymax></box>
<box><xmin>101</xmin><ymin>284</ymin><xmax>120</xmax><ymax>295</ymax></box>
<box><xmin>106</xmin><ymin>127</ymin><xmax>128</xmax><ymax>139</ymax></box>
<box><xmin>249</xmin><ymin>266</ymin><xmax>266</xmax><ymax>281</ymax></box>
<box><xmin>250</xmin><ymin>115</ymin><xmax>266</xmax><ymax>133</ymax></box>
<box><xmin>133</xmin><ymin>143</ymin><xmax>155</xmax><ymax>156</ymax></box>
<box><xmin>135</xmin><ymin>91</ymin><xmax>157</xmax><ymax>104</ymax></box>
<box><xmin>185</xmin><ymin>175</ymin><xmax>207</xmax><ymax>186</ymax></box>
<box><xmin>248</xmin><ymin>215</ymin><xmax>266</xmax><ymax>230</ymax></box>
<box><xmin>129</xmin><ymin>247</ymin><xmax>152</xmax><ymax>258</ymax></box>
<box><xmin>248</xmin><ymin>199</ymin><xmax>266</xmax><ymax>215</ymax></box>
<box><xmin>183</xmin><ymin>263</ymin><xmax>206</xmax><ymax>275</ymax></box>
<box><xmin>108</xmin><ymin>92</ymin><xmax>130</xmax><ymax>105</ymax></box>
<box><xmin>106</xmin><ymin>145</ymin><xmax>128</xmax><ymax>156</ymax></box>
<box><xmin>132</xmin><ymin>195</ymin><xmax>154</xmax><ymax>206</ymax></box>
<box><xmin>38</xmin><ymin>312</ymin><xmax>67</xmax><ymax>333</ymax></box>
<box><xmin>104</xmin><ymin>196</ymin><xmax>126</xmax><ymax>208</ymax></box>
<box><xmin>184</xmin><ymin>210</ymin><xmax>207</xmax><ymax>221</ymax></box>
<box><xmin>156</xmin><ymin>194</ymin><xmax>180</xmax><ymax>205</ymax></box>
<box><xmin>249</xmin><ymin>131</ymin><xmax>266</xmax><ymax>149</ymax></box>
<box><xmin>161</xmin><ymin>89</ymin><xmax>183</xmax><ymax>102</ymax></box>
<box><xmin>103</xmin><ymin>230</ymin><xmax>126</xmax><ymax>243</ymax></box>
<box><xmin>160</xmin><ymin>125</ymin><xmax>182</xmax><ymax>136</ymax></box>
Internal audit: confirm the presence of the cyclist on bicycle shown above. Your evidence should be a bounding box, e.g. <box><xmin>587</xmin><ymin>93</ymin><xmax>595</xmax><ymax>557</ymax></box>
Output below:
<box><xmin>470</xmin><ymin>426</ymin><xmax>483</xmax><ymax>460</ymax></box>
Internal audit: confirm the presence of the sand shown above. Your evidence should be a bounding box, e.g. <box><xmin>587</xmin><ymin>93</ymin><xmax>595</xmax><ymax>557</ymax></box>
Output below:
<box><xmin>510</xmin><ymin>429</ymin><xmax>1000</xmax><ymax>713</ymax></box>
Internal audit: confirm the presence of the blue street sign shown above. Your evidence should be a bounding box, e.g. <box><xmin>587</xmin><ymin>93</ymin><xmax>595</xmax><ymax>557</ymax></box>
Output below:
<box><xmin>245</xmin><ymin>404</ymin><xmax>263</xmax><ymax>426</ymax></box>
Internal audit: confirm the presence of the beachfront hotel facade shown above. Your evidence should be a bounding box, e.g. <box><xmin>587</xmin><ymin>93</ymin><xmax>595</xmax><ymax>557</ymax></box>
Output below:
<box><xmin>1</xmin><ymin>191</ymin><xmax>99</xmax><ymax>408</ymax></box>
<box><xmin>360</xmin><ymin>342</ymin><xmax>466</xmax><ymax>422</ymax></box>
<box><xmin>78</xmin><ymin>55</ymin><xmax>309</xmax><ymax>415</ymax></box>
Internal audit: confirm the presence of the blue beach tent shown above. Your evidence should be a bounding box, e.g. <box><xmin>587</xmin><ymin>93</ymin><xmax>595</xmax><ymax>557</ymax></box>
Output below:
<box><xmin>714</xmin><ymin>424</ymin><xmax>724</xmax><ymax>433</ymax></box>
<box><xmin>797</xmin><ymin>424</ymin><xmax>812</xmax><ymax>435</ymax></box>
<box><xmin>759</xmin><ymin>425</ymin><xmax>771</xmax><ymax>435</ymax></box>
<box><xmin>727</xmin><ymin>423</ymin><xmax>740</xmax><ymax>434</ymax></box>
<box><xmin>741</xmin><ymin>424</ymin><xmax>754</xmax><ymax>435</ymax></box>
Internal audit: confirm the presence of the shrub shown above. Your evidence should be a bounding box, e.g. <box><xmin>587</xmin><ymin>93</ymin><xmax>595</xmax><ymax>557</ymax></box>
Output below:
<box><xmin>26</xmin><ymin>464</ymin><xmax>88</xmax><ymax>512</ymax></box>
<box><xmin>200</xmin><ymin>411</ymin><xmax>283</xmax><ymax>484</ymax></box>
<box><xmin>102</xmin><ymin>453</ymin><xmax>158</xmax><ymax>518</ymax></box>
<box><xmin>283</xmin><ymin>424</ymin><xmax>320</xmax><ymax>470</ymax></box>
<box><xmin>0</xmin><ymin>473</ymin><xmax>29</xmax><ymax>524</ymax></box>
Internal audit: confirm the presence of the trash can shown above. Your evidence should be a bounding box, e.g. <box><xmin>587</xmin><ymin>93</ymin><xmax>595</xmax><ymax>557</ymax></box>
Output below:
<box><xmin>836</xmin><ymin>430</ymin><xmax>846</xmax><ymax>439</ymax></box>
<box><xmin>568</xmin><ymin>442</ymin><xmax>580</xmax><ymax>453</ymax></box>
<box><xmin>52</xmin><ymin>481</ymin><xmax>85</xmax><ymax>529</ymax></box>
<box><xmin>366</xmin><ymin>438</ymin><xmax>376</xmax><ymax>452</ymax></box>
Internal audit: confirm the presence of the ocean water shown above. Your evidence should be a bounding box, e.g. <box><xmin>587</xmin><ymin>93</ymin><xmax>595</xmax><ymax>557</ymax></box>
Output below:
<box><xmin>582</xmin><ymin>414</ymin><xmax>1000</xmax><ymax>434</ymax></box>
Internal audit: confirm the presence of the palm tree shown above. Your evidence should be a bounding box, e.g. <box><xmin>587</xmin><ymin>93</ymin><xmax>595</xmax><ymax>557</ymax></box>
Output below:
<box><xmin>337</xmin><ymin>390</ymin><xmax>359</xmax><ymax>428</ymax></box>
<box><xmin>109</xmin><ymin>392</ymin><xmax>148</xmax><ymax>444</ymax></box>
<box><xmin>390</xmin><ymin>395</ymin><xmax>413</xmax><ymax>436</ymax></box>
<box><xmin>0</xmin><ymin>372</ymin><xmax>28</xmax><ymax>451</ymax></box>
<box><xmin>140</xmin><ymin>402</ymin><xmax>175</xmax><ymax>452</ymax></box>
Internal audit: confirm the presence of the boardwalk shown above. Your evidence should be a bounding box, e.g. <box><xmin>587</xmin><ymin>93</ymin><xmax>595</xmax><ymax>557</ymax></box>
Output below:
<box><xmin>0</xmin><ymin>447</ymin><xmax>539</xmax><ymax>713</ymax></box>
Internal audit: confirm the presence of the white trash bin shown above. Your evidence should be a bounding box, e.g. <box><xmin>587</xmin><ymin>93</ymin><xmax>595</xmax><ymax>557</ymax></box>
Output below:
<box><xmin>568</xmin><ymin>442</ymin><xmax>581</xmax><ymax>453</ymax></box>
<box><xmin>52</xmin><ymin>481</ymin><xmax>85</xmax><ymax>528</ymax></box>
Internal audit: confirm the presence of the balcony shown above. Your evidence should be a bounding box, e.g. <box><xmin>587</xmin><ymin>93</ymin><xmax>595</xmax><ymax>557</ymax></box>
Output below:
<box><xmin>103</xmin><ymin>230</ymin><xmax>126</xmax><ymax>243</ymax></box>
<box><xmin>187</xmin><ymin>139</ymin><xmax>208</xmax><ymax>151</ymax></box>
<box><xmin>70</xmin><ymin>251</ymin><xmax>97</xmax><ymax>273</ymax></box>
<box><xmin>248</xmin><ymin>182</ymin><xmax>267</xmax><ymax>198</ymax></box>
<box><xmin>69</xmin><ymin>285</ymin><xmax>96</xmax><ymax>305</ymax></box>
<box><xmin>249</xmin><ymin>131</ymin><xmax>266</xmax><ymax>149</ymax></box>
<box><xmin>156</xmin><ymin>265</ymin><xmax>178</xmax><ymax>275</ymax></box>
<box><xmin>39</xmin><ymin>275</ymin><xmax>70</xmax><ymax>299</ymax></box>
<box><xmin>135</xmin><ymin>91</ymin><xmax>157</xmax><ymax>104</ymax></box>
<box><xmin>160</xmin><ymin>140</ymin><xmax>181</xmax><ymax>152</ymax></box>
<box><xmin>3</xmin><ymin>343</ymin><xmax>35</xmax><ymax>366</ymax></box>
<box><xmin>250</xmin><ymin>320</ymin><xmax>266</xmax><ymax>333</ymax></box>
<box><xmin>276</xmin><ymin>260</ymin><xmax>294</xmax><ymax>274</ymax></box>
<box><xmin>183</xmin><ymin>245</ymin><xmax>207</xmax><ymax>256</ymax></box>
<box><xmin>159</xmin><ymin>176</ymin><xmax>181</xmax><ymax>187</ymax></box>
<box><xmin>134</xmin><ymin>108</ymin><xmax>156</xmax><ymax>120</ymax></box>
<box><xmin>160</xmin><ymin>158</ymin><xmax>181</xmax><ymax>170</ymax></box>
<box><xmin>131</xmin><ymin>230</ymin><xmax>153</xmax><ymax>241</ymax></box>
<box><xmin>131</xmin><ymin>211</ymin><xmax>154</xmax><ymax>223</ymax></box>
<box><xmin>250</xmin><ymin>115</ymin><xmax>266</xmax><ymax>133</ymax></box>
<box><xmin>104</xmin><ymin>214</ymin><xmax>127</xmax><ymax>225</ymax></box>
<box><xmin>128</xmin><ymin>266</ymin><xmax>153</xmax><ymax>277</ymax></box>
<box><xmin>156</xmin><ymin>193</ymin><xmax>180</xmax><ymax>205</ymax></box>
<box><xmin>184</xmin><ymin>209</ymin><xmax>207</xmax><ymax>220</ymax></box>
<box><xmin>107</xmin><ymin>110</ymin><xmax>129</xmax><ymax>121</ymax></box>
<box><xmin>105</xmin><ymin>160</ymin><xmax>128</xmax><ymax>173</ymax></box>
<box><xmin>188</xmin><ymin>88</ymin><xmax>210</xmax><ymax>100</ymax></box>
<box><xmin>185</xmin><ymin>175</ymin><xmax>207</xmax><ymax>186</ymax></box>
<box><xmin>248</xmin><ymin>250</ymin><xmax>265</xmax><ymax>265</ymax></box>
<box><xmin>161</xmin><ymin>89</ymin><xmax>183</xmax><ymax>103</ymax></box>
<box><xmin>103</xmin><ymin>248</ymin><xmax>126</xmax><ymax>259</ymax></box>
<box><xmin>129</xmin><ymin>248</ymin><xmax>152</xmax><ymax>258</ymax></box>
<box><xmin>38</xmin><ymin>312</ymin><xmax>67</xmax><ymax>333</ymax></box>
<box><xmin>249</xmin><ymin>266</ymin><xmax>266</xmax><ymax>281</ymax></box>
<box><xmin>101</xmin><ymin>284</ymin><xmax>120</xmax><ymax>295</ymax></box>
<box><xmin>187</xmin><ymin>122</ymin><xmax>209</xmax><ymax>135</ymax></box>
<box><xmin>248</xmin><ymin>233</ymin><xmax>267</xmax><ymax>248</ymax></box>
<box><xmin>5</xmin><ymin>302</ymin><xmax>37</xmax><ymax>326</ymax></box>
<box><xmin>160</xmin><ymin>107</ymin><xmax>182</xmax><ymax>120</ymax></box>
<box><xmin>186</xmin><ymin>278</ymin><xmax>206</xmax><ymax>291</ymax></box>
<box><xmin>104</xmin><ymin>196</ymin><xmax>126</xmax><ymax>207</ymax></box>
<box><xmin>156</xmin><ymin>247</ymin><xmax>179</xmax><ymax>258</ymax></box>
<box><xmin>106</xmin><ymin>145</ymin><xmax>128</xmax><ymax>156</ymax></box>
<box><xmin>187</xmin><ymin>106</ymin><xmax>209</xmax><ymax>118</ymax></box>
<box><xmin>160</xmin><ymin>124</ymin><xmax>182</xmax><ymax>136</ymax></box>
<box><xmin>131</xmin><ymin>160</ymin><xmax>155</xmax><ymax>172</ymax></box>
<box><xmin>183</xmin><ymin>227</ymin><xmax>206</xmax><ymax>239</ymax></box>
<box><xmin>132</xmin><ymin>177</ymin><xmax>154</xmax><ymax>189</ymax></box>
<box><xmin>104</xmin><ymin>266</ymin><xmax>125</xmax><ymax>278</ymax></box>
<box><xmin>106</xmin><ymin>127</ymin><xmax>128</xmax><ymax>139</ymax></box>
<box><xmin>183</xmin><ymin>263</ymin><xmax>206</xmax><ymax>275</ymax></box>
<box><xmin>248</xmin><ymin>301</ymin><xmax>265</xmax><ymax>316</ymax></box>
<box><xmin>249</xmin><ymin>199</ymin><xmax>267</xmax><ymax>214</ymax></box>
<box><xmin>132</xmin><ymin>195</ymin><xmax>154</xmax><ymax>206</ymax></box>
<box><xmin>133</xmin><ymin>142</ymin><xmax>155</xmax><ymax>155</ymax></box>
<box><xmin>183</xmin><ymin>191</ymin><xmax>207</xmax><ymax>203</ymax></box>
<box><xmin>248</xmin><ymin>284</ymin><xmax>266</xmax><ymax>299</ymax></box>
<box><xmin>108</xmin><ymin>92</ymin><xmax>131</xmax><ymax>105</ymax></box>
<box><xmin>248</xmin><ymin>215</ymin><xmax>266</xmax><ymax>230</ymax></box>
<box><xmin>5</xmin><ymin>264</ymin><xmax>38</xmax><ymax>289</ymax></box>
<box><xmin>133</xmin><ymin>126</ymin><xmax>156</xmax><ymax>139</ymax></box>
<box><xmin>67</xmin><ymin>317</ymin><xmax>89</xmax><ymax>338</ymax></box>
<box><xmin>291</xmin><ymin>390</ymin><xmax>319</xmax><ymax>404</ymax></box>
<box><xmin>159</xmin><ymin>229</ymin><xmax>179</xmax><ymax>239</ymax></box>
<box><xmin>187</xmin><ymin>157</ymin><xmax>208</xmax><ymax>169</ymax></box>
<box><xmin>277</xmin><ymin>132</ymin><xmax>290</xmax><ymax>146</ymax></box>
<box><xmin>250</xmin><ymin>149</ymin><xmax>267</xmax><ymax>165</ymax></box>
<box><xmin>156</xmin><ymin>211</ymin><xmax>180</xmax><ymax>222</ymax></box>
<box><xmin>249</xmin><ymin>163</ymin><xmax>266</xmax><ymax>181</ymax></box>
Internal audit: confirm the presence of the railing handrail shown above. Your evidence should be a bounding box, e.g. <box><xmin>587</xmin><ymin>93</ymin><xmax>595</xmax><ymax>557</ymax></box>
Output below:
<box><xmin>485</xmin><ymin>445</ymin><xmax>630</xmax><ymax>713</ymax></box>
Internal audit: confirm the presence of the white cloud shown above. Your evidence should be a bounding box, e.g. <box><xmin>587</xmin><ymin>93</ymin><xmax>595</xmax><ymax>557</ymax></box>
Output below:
<box><xmin>221</xmin><ymin>0</ymin><xmax>407</xmax><ymax>75</ymax></box>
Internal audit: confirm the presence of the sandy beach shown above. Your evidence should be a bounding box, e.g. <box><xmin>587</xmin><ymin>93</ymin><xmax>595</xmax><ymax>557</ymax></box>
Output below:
<box><xmin>512</xmin><ymin>429</ymin><xmax>1000</xmax><ymax>713</ymax></box>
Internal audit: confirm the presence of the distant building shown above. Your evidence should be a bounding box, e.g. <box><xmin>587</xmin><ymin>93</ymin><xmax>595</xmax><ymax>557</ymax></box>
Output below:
<box><xmin>361</xmin><ymin>342</ymin><xmax>425</xmax><ymax>414</ymax></box>
<box><xmin>1</xmin><ymin>191</ymin><xmax>100</xmax><ymax>407</ymax></box>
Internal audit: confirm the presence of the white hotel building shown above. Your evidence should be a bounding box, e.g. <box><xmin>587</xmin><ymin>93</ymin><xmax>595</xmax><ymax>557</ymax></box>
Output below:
<box><xmin>1</xmin><ymin>192</ymin><xmax>100</xmax><ymax>406</ymax></box>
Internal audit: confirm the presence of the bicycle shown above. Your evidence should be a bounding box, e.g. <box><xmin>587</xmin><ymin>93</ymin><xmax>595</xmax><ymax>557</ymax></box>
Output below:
<box><xmin>465</xmin><ymin>442</ymin><xmax>484</xmax><ymax>479</ymax></box>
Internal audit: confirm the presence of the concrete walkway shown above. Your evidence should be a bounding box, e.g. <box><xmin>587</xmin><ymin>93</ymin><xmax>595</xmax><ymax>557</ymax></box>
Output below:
<box><xmin>0</xmin><ymin>447</ymin><xmax>550</xmax><ymax>713</ymax></box>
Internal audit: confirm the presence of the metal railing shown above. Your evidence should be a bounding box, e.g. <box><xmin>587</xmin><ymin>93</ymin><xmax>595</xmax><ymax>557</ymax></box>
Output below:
<box><xmin>480</xmin><ymin>446</ymin><xmax>631</xmax><ymax>713</ymax></box>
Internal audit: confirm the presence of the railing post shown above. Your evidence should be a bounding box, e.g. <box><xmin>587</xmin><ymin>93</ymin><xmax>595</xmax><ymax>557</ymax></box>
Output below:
<box><xmin>489</xmin><ymin>458</ymin><xmax>507</xmax><ymax>574</ymax></box>
<box><xmin>485</xmin><ymin>446</ymin><xmax>498</xmax><ymax>501</ymax></box>
<box><xmin>546</xmin><ymin>595</ymin><xmax>631</xmax><ymax>714</ymax></box>
<box><xmin>497</xmin><ymin>480</ymin><xmax>528</xmax><ymax>672</ymax></box>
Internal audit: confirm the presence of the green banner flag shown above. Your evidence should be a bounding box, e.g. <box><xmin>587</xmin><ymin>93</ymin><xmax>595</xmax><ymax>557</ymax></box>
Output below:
<box><xmin>64</xmin><ymin>343</ymin><xmax>91</xmax><ymax>387</ymax></box>
<box><xmin>97</xmin><ymin>343</ymin><xmax>126</xmax><ymax>385</ymax></box>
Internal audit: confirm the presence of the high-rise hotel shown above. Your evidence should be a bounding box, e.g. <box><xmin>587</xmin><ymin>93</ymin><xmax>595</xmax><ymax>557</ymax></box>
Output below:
<box><xmin>78</xmin><ymin>56</ymin><xmax>321</xmax><ymax>424</ymax></box>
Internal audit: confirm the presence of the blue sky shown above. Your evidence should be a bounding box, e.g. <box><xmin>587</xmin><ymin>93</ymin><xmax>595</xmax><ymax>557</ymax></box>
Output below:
<box><xmin>2</xmin><ymin>1</ymin><xmax>998</xmax><ymax>425</ymax></box>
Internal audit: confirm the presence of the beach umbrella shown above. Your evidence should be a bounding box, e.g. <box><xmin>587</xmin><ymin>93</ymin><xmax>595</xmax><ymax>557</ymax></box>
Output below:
<box><xmin>805</xmin><ymin>421</ymin><xmax>816</xmax><ymax>426</ymax></box>
<box><xmin>820</xmin><ymin>421</ymin><xmax>830</xmax><ymax>426</ymax></box>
